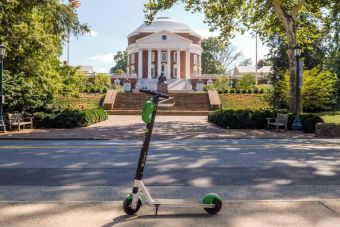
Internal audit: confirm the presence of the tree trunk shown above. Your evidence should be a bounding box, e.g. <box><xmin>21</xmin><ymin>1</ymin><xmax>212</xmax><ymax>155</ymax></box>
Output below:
<box><xmin>272</xmin><ymin>0</ymin><xmax>304</xmax><ymax>112</ymax></box>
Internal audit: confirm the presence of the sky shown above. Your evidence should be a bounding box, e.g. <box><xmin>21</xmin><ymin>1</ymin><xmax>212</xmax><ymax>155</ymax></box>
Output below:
<box><xmin>61</xmin><ymin>0</ymin><xmax>269</xmax><ymax>73</ymax></box>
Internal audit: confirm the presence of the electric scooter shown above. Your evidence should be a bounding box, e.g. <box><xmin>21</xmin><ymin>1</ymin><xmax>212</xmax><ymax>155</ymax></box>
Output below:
<box><xmin>122</xmin><ymin>89</ymin><xmax>223</xmax><ymax>215</ymax></box>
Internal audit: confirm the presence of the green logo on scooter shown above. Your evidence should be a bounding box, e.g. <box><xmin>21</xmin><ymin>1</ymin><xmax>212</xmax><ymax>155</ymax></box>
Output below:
<box><xmin>142</xmin><ymin>100</ymin><xmax>155</xmax><ymax>124</ymax></box>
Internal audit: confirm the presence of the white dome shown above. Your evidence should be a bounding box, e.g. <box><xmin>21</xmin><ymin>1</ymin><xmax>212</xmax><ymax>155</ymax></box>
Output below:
<box><xmin>128</xmin><ymin>17</ymin><xmax>201</xmax><ymax>38</ymax></box>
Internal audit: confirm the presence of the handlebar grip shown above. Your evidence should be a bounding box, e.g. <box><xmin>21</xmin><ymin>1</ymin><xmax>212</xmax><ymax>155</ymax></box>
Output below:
<box><xmin>139</xmin><ymin>89</ymin><xmax>169</xmax><ymax>99</ymax></box>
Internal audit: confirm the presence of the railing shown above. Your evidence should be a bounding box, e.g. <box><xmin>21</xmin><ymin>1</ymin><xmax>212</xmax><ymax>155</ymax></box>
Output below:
<box><xmin>108</xmin><ymin>73</ymin><xmax>138</xmax><ymax>79</ymax></box>
<box><xmin>191</xmin><ymin>74</ymin><xmax>225</xmax><ymax>79</ymax></box>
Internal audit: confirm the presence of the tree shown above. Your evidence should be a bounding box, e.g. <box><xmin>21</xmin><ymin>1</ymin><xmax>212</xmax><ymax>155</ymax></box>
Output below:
<box><xmin>145</xmin><ymin>0</ymin><xmax>337</xmax><ymax>112</ymax></box>
<box><xmin>0</xmin><ymin>0</ymin><xmax>88</xmax><ymax>111</ymax></box>
<box><xmin>201</xmin><ymin>37</ymin><xmax>242</xmax><ymax>74</ymax></box>
<box><xmin>110</xmin><ymin>51</ymin><xmax>128</xmax><ymax>74</ymax></box>
<box><xmin>239</xmin><ymin>58</ymin><xmax>252</xmax><ymax>66</ymax></box>
<box><xmin>213</xmin><ymin>76</ymin><xmax>231</xmax><ymax>93</ymax></box>
<box><xmin>60</xmin><ymin>65</ymin><xmax>87</xmax><ymax>97</ymax></box>
<box><xmin>257</xmin><ymin>59</ymin><xmax>271</xmax><ymax>68</ymax></box>
<box><xmin>237</xmin><ymin>74</ymin><xmax>256</xmax><ymax>90</ymax></box>
<box><xmin>93</xmin><ymin>73</ymin><xmax>111</xmax><ymax>90</ymax></box>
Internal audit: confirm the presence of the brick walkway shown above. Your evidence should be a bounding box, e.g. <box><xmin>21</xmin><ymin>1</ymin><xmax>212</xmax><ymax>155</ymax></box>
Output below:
<box><xmin>0</xmin><ymin>115</ymin><xmax>313</xmax><ymax>140</ymax></box>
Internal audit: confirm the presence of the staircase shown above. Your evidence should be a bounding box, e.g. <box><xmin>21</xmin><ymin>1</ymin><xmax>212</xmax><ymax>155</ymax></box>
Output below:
<box><xmin>107</xmin><ymin>92</ymin><xmax>211</xmax><ymax>115</ymax></box>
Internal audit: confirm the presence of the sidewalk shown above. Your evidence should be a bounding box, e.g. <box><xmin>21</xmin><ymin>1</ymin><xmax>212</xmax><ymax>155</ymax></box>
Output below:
<box><xmin>0</xmin><ymin>115</ymin><xmax>313</xmax><ymax>140</ymax></box>
<box><xmin>0</xmin><ymin>200</ymin><xmax>339</xmax><ymax>227</ymax></box>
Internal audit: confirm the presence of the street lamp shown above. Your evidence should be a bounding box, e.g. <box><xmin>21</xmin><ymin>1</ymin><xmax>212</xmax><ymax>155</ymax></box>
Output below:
<box><xmin>0</xmin><ymin>44</ymin><xmax>6</xmax><ymax>132</ymax></box>
<box><xmin>292</xmin><ymin>45</ymin><xmax>303</xmax><ymax>130</ymax></box>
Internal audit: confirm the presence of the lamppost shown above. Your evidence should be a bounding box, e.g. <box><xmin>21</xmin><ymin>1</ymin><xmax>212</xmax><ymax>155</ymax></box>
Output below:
<box><xmin>292</xmin><ymin>45</ymin><xmax>302</xmax><ymax>130</ymax></box>
<box><xmin>0</xmin><ymin>44</ymin><xmax>6</xmax><ymax>132</ymax></box>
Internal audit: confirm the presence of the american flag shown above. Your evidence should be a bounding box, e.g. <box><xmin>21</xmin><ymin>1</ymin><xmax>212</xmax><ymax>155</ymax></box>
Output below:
<box><xmin>69</xmin><ymin>0</ymin><xmax>81</xmax><ymax>8</ymax></box>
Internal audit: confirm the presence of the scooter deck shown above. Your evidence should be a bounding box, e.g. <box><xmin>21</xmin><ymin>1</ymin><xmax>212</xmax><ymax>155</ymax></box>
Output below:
<box><xmin>152</xmin><ymin>199</ymin><xmax>215</xmax><ymax>208</ymax></box>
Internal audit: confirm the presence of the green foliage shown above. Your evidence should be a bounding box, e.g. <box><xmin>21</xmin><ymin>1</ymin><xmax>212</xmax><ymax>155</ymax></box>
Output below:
<box><xmin>93</xmin><ymin>73</ymin><xmax>111</xmax><ymax>90</ymax></box>
<box><xmin>60</xmin><ymin>65</ymin><xmax>88</xmax><ymax>97</ymax></box>
<box><xmin>213</xmin><ymin>76</ymin><xmax>231</xmax><ymax>93</ymax></box>
<box><xmin>3</xmin><ymin>71</ymin><xmax>47</xmax><ymax>112</ymax></box>
<box><xmin>208</xmin><ymin>109</ymin><xmax>323</xmax><ymax>132</ymax></box>
<box><xmin>0</xmin><ymin>0</ymin><xmax>88</xmax><ymax>112</ymax></box>
<box><xmin>33</xmin><ymin>108</ymin><xmax>108</xmax><ymax>128</ymax></box>
<box><xmin>302</xmin><ymin>67</ymin><xmax>337</xmax><ymax>112</ymax></box>
<box><xmin>110</xmin><ymin>51</ymin><xmax>127</xmax><ymax>74</ymax></box>
<box><xmin>239</xmin><ymin>58</ymin><xmax>252</xmax><ymax>66</ymax></box>
<box><xmin>236</xmin><ymin>74</ymin><xmax>256</xmax><ymax>90</ymax></box>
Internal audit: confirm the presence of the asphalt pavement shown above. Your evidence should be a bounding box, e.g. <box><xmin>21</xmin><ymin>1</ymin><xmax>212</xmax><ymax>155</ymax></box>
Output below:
<box><xmin>0</xmin><ymin>139</ymin><xmax>339</xmax><ymax>201</ymax></box>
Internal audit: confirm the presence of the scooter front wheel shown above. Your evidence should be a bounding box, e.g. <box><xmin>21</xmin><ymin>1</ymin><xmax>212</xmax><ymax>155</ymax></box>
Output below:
<box><xmin>123</xmin><ymin>197</ymin><xmax>142</xmax><ymax>215</ymax></box>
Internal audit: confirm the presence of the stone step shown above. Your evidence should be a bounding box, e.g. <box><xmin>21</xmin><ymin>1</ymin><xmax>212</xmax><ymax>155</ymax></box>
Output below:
<box><xmin>106</xmin><ymin>110</ymin><xmax>211</xmax><ymax>116</ymax></box>
<box><xmin>113</xmin><ymin>92</ymin><xmax>211</xmax><ymax>111</ymax></box>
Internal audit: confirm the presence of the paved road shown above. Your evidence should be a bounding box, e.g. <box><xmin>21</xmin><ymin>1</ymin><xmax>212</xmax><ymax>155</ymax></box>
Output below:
<box><xmin>0</xmin><ymin>139</ymin><xmax>339</xmax><ymax>201</ymax></box>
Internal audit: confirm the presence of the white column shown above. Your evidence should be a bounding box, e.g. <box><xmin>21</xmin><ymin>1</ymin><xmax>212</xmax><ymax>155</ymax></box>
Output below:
<box><xmin>138</xmin><ymin>49</ymin><xmax>143</xmax><ymax>79</ymax></box>
<box><xmin>177</xmin><ymin>49</ymin><xmax>181</xmax><ymax>79</ymax></box>
<box><xmin>198</xmin><ymin>54</ymin><xmax>201</xmax><ymax>75</ymax></box>
<box><xmin>157</xmin><ymin>49</ymin><xmax>161</xmax><ymax>77</ymax></box>
<box><xmin>185</xmin><ymin>48</ymin><xmax>190</xmax><ymax>79</ymax></box>
<box><xmin>148</xmin><ymin>49</ymin><xmax>152</xmax><ymax>79</ymax></box>
<box><xmin>167</xmin><ymin>49</ymin><xmax>171</xmax><ymax>79</ymax></box>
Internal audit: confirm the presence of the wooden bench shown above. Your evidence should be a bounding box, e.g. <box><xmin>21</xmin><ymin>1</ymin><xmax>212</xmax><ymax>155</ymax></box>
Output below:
<box><xmin>7</xmin><ymin>113</ymin><xmax>34</xmax><ymax>131</ymax></box>
<box><xmin>267</xmin><ymin>114</ymin><xmax>288</xmax><ymax>131</ymax></box>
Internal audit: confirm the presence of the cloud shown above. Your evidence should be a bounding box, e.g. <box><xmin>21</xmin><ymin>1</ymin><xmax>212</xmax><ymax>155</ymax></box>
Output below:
<box><xmin>194</xmin><ymin>29</ymin><xmax>220</xmax><ymax>38</ymax></box>
<box><xmin>96</xmin><ymin>67</ymin><xmax>108</xmax><ymax>73</ymax></box>
<box><xmin>89</xmin><ymin>52</ymin><xmax>115</xmax><ymax>63</ymax></box>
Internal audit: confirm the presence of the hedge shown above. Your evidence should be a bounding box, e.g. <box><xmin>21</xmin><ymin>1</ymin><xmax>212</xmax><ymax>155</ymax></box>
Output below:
<box><xmin>33</xmin><ymin>108</ymin><xmax>108</xmax><ymax>128</ymax></box>
<box><xmin>208</xmin><ymin>109</ymin><xmax>323</xmax><ymax>133</ymax></box>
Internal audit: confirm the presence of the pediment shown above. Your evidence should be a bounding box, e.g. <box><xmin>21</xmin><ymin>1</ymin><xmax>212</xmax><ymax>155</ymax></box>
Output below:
<box><xmin>136</xmin><ymin>30</ymin><xmax>192</xmax><ymax>43</ymax></box>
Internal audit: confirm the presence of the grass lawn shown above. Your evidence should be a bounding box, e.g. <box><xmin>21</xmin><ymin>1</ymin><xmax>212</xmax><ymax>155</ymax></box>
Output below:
<box><xmin>220</xmin><ymin>94</ymin><xmax>270</xmax><ymax>110</ymax></box>
<box><xmin>317</xmin><ymin>111</ymin><xmax>340</xmax><ymax>124</ymax></box>
<box><xmin>53</xmin><ymin>93</ymin><xmax>105</xmax><ymax>110</ymax></box>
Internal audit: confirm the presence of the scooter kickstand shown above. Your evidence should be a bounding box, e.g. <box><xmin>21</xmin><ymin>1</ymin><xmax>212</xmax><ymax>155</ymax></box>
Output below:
<box><xmin>155</xmin><ymin>204</ymin><xmax>160</xmax><ymax>216</ymax></box>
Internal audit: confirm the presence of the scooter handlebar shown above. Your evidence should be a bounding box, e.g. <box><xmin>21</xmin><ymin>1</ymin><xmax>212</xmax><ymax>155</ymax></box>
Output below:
<box><xmin>139</xmin><ymin>89</ymin><xmax>169</xmax><ymax>99</ymax></box>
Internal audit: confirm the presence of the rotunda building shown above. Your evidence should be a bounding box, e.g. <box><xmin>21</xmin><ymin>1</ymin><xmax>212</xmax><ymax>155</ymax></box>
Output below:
<box><xmin>126</xmin><ymin>17</ymin><xmax>202</xmax><ymax>90</ymax></box>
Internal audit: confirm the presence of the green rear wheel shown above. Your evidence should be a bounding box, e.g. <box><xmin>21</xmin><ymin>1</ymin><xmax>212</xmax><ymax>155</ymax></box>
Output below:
<box><xmin>204</xmin><ymin>199</ymin><xmax>222</xmax><ymax>215</ymax></box>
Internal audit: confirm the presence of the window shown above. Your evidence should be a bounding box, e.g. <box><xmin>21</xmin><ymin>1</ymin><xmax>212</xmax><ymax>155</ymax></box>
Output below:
<box><xmin>130</xmin><ymin>66</ymin><xmax>135</xmax><ymax>74</ymax></box>
<box><xmin>194</xmin><ymin>54</ymin><xmax>198</xmax><ymax>65</ymax></box>
<box><xmin>131</xmin><ymin>53</ymin><xmax>135</xmax><ymax>64</ymax></box>
<box><xmin>174</xmin><ymin>68</ymin><xmax>177</xmax><ymax>77</ymax></box>
<box><xmin>161</xmin><ymin>52</ymin><xmax>167</xmax><ymax>62</ymax></box>
<box><xmin>152</xmin><ymin>51</ymin><xmax>156</xmax><ymax>62</ymax></box>
<box><xmin>162</xmin><ymin>35</ymin><xmax>167</xmax><ymax>40</ymax></box>
<box><xmin>173</xmin><ymin>52</ymin><xmax>177</xmax><ymax>62</ymax></box>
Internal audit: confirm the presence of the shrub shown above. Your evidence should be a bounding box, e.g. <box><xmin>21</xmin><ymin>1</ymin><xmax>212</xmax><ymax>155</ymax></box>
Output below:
<box><xmin>33</xmin><ymin>108</ymin><xmax>108</xmax><ymax>128</ymax></box>
<box><xmin>258</xmin><ymin>88</ymin><xmax>264</xmax><ymax>94</ymax></box>
<box><xmin>90</xmin><ymin>87</ymin><xmax>96</xmax><ymax>93</ymax></box>
<box><xmin>241</xmin><ymin>89</ymin><xmax>247</xmax><ymax>94</ymax></box>
<box><xmin>208</xmin><ymin>109</ymin><xmax>323</xmax><ymax>133</ymax></box>
<box><xmin>247</xmin><ymin>89</ymin><xmax>253</xmax><ymax>94</ymax></box>
<box><xmin>235</xmin><ymin>89</ymin><xmax>241</xmax><ymax>94</ymax></box>
<box><xmin>229</xmin><ymin>89</ymin><xmax>235</xmax><ymax>94</ymax></box>
<box><xmin>102</xmin><ymin>87</ymin><xmax>108</xmax><ymax>93</ymax></box>
<box><xmin>253</xmin><ymin>88</ymin><xmax>259</xmax><ymax>94</ymax></box>
<box><xmin>302</xmin><ymin>67</ymin><xmax>337</xmax><ymax>112</ymax></box>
